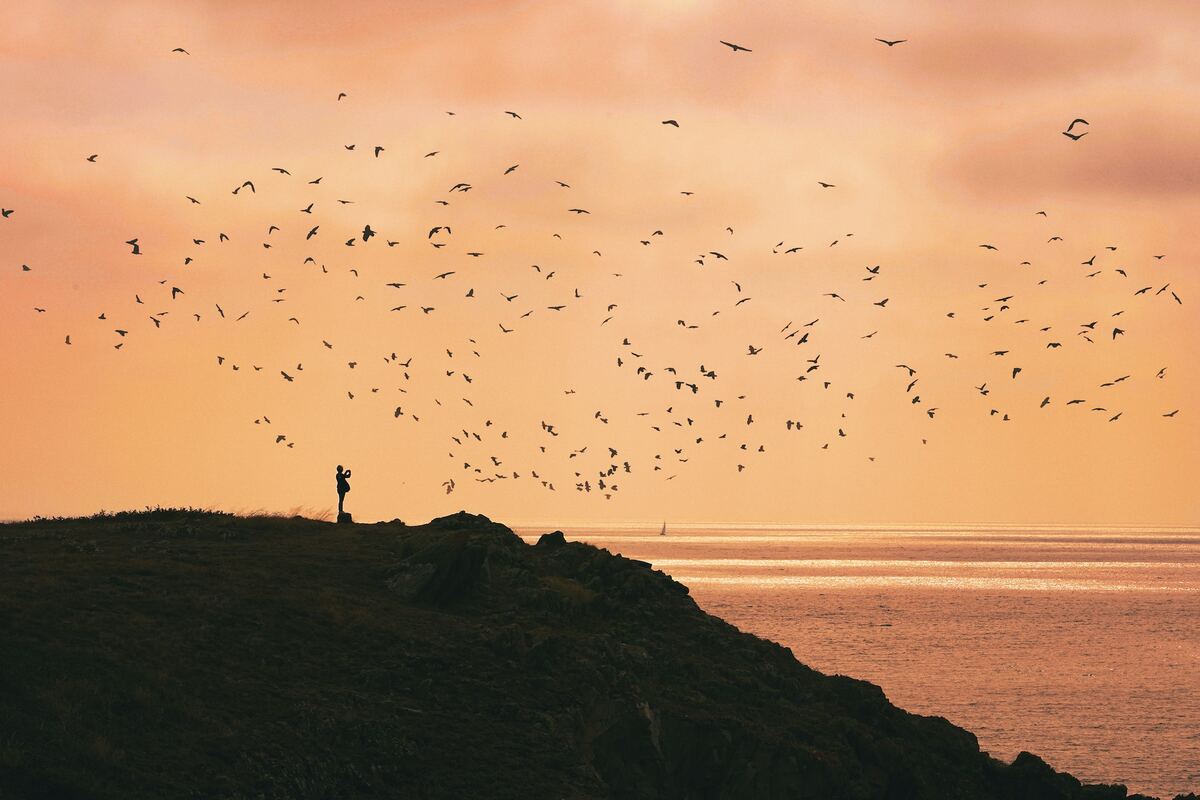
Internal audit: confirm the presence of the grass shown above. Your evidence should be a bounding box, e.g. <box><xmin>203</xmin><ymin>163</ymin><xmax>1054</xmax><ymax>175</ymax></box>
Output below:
<box><xmin>0</xmin><ymin>511</ymin><xmax>445</xmax><ymax>798</ymax></box>
<box><xmin>12</xmin><ymin>505</ymin><xmax>334</xmax><ymax>525</ymax></box>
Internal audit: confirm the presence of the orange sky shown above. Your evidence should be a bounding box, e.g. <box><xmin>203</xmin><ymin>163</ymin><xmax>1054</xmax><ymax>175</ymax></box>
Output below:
<box><xmin>1</xmin><ymin>0</ymin><xmax>1197</xmax><ymax>526</ymax></box>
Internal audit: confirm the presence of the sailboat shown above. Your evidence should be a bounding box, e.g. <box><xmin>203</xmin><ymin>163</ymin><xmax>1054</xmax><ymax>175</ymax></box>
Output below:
<box><xmin>660</xmin><ymin>521</ymin><xmax>667</xmax><ymax>536</ymax></box>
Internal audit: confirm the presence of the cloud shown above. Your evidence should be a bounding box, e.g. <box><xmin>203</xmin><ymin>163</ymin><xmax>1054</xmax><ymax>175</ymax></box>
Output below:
<box><xmin>888</xmin><ymin>16</ymin><xmax>1152</xmax><ymax>95</ymax></box>
<box><xmin>942</xmin><ymin>101</ymin><xmax>1200</xmax><ymax>201</ymax></box>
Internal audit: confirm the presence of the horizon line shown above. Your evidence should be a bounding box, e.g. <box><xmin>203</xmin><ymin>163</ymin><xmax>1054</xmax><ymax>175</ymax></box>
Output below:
<box><xmin>3</xmin><ymin>509</ymin><xmax>1197</xmax><ymax>534</ymax></box>
<box><xmin>507</xmin><ymin>520</ymin><xmax>1200</xmax><ymax>534</ymax></box>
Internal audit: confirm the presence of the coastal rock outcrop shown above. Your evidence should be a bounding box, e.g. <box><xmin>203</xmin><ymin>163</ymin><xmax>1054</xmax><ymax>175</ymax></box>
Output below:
<box><xmin>0</xmin><ymin>509</ymin><xmax>1191</xmax><ymax>800</ymax></box>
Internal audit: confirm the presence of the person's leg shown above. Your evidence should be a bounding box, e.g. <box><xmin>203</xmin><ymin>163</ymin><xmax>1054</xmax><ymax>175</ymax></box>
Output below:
<box><xmin>338</xmin><ymin>492</ymin><xmax>344</xmax><ymax>514</ymax></box>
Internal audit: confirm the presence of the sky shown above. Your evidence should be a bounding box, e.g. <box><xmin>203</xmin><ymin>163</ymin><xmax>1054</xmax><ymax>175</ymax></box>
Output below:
<box><xmin>1</xmin><ymin>0</ymin><xmax>1197</xmax><ymax>527</ymax></box>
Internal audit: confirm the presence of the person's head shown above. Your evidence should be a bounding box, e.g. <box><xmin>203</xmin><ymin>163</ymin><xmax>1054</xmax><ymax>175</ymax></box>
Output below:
<box><xmin>336</xmin><ymin>465</ymin><xmax>343</xmax><ymax>473</ymax></box>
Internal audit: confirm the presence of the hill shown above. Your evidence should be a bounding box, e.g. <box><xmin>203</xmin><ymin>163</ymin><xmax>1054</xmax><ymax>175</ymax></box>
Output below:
<box><xmin>0</xmin><ymin>510</ymin><xmax>1192</xmax><ymax>799</ymax></box>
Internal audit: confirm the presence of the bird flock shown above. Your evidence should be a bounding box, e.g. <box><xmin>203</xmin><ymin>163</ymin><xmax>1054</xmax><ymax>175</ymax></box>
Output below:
<box><xmin>6</xmin><ymin>39</ymin><xmax>1187</xmax><ymax>504</ymax></box>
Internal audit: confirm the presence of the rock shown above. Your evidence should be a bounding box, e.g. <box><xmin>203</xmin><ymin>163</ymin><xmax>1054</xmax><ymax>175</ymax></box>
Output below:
<box><xmin>535</xmin><ymin>530</ymin><xmax>566</xmax><ymax>548</ymax></box>
<box><xmin>336</xmin><ymin>512</ymin><xmax>353</xmax><ymax>524</ymax></box>
<box><xmin>387</xmin><ymin>531</ymin><xmax>492</xmax><ymax>605</ymax></box>
<box><xmin>426</xmin><ymin>510</ymin><xmax>498</xmax><ymax>530</ymax></box>
<box><xmin>997</xmin><ymin>751</ymin><xmax>1089</xmax><ymax>799</ymax></box>
<box><xmin>1080</xmin><ymin>784</ymin><xmax>1137</xmax><ymax>800</ymax></box>
<box><xmin>485</xmin><ymin>624</ymin><xmax>528</xmax><ymax>658</ymax></box>
<box><xmin>386</xmin><ymin>561</ymin><xmax>437</xmax><ymax>600</ymax></box>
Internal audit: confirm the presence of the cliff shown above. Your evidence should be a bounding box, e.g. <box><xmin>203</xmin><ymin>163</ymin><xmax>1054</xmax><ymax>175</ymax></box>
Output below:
<box><xmin>0</xmin><ymin>510</ymin><xmax>1191</xmax><ymax>799</ymax></box>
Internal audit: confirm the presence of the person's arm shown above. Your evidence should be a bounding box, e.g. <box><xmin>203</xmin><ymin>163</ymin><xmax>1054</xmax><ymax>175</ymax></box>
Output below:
<box><xmin>345</xmin><ymin>469</ymin><xmax>352</xmax><ymax>477</ymax></box>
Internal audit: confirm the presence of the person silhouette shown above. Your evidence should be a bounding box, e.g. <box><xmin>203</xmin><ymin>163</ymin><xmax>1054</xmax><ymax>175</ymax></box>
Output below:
<box><xmin>336</xmin><ymin>465</ymin><xmax>352</xmax><ymax>517</ymax></box>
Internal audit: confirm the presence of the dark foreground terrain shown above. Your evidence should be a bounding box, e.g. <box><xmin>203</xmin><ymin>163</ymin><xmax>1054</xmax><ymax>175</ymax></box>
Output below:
<box><xmin>0</xmin><ymin>510</ymin><xmax>1195</xmax><ymax>800</ymax></box>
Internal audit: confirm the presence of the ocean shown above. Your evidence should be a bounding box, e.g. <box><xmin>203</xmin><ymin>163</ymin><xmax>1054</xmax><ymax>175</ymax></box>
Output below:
<box><xmin>517</xmin><ymin>526</ymin><xmax>1200</xmax><ymax>799</ymax></box>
